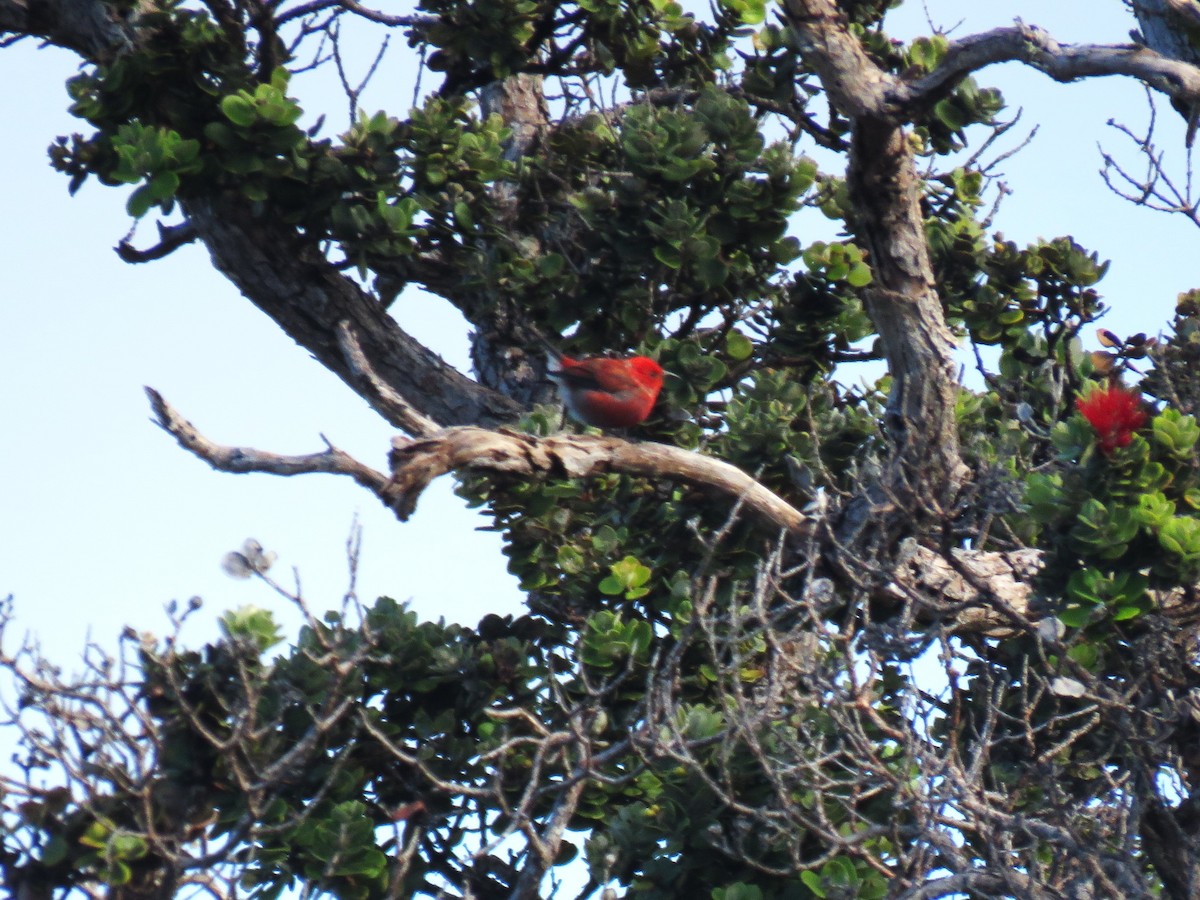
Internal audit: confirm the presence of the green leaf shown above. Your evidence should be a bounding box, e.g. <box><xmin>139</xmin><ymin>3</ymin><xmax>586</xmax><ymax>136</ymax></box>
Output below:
<box><xmin>725</xmin><ymin>331</ymin><xmax>754</xmax><ymax>361</ymax></box>
<box><xmin>653</xmin><ymin>244</ymin><xmax>682</xmax><ymax>269</ymax></box>
<box><xmin>908</xmin><ymin>36</ymin><xmax>948</xmax><ymax>72</ymax></box>
<box><xmin>203</xmin><ymin>121</ymin><xmax>237</xmax><ymax>148</ymax></box>
<box><xmin>537</xmin><ymin>253</ymin><xmax>565</xmax><ymax>277</ymax></box>
<box><xmin>592</xmin><ymin>525</ymin><xmax>620</xmax><ymax>554</ymax></box>
<box><xmin>221</xmin><ymin>94</ymin><xmax>256</xmax><ymax>127</ymax></box>
<box><xmin>241</xmin><ymin>182</ymin><xmax>269</xmax><ymax>202</ymax></box>
<box><xmin>1058</xmin><ymin>605</ymin><xmax>1094</xmax><ymax>628</ymax></box>
<box><xmin>609</xmin><ymin>555</ymin><xmax>652</xmax><ymax>593</ymax></box>
<box><xmin>556</xmin><ymin>544</ymin><xmax>585</xmax><ymax>575</ymax></box>
<box><xmin>79</xmin><ymin>820</ymin><xmax>110</xmax><ymax>849</ymax></box>
<box><xmin>1160</xmin><ymin>516</ymin><xmax>1200</xmax><ymax>558</ymax></box>
<box><xmin>332</xmin><ymin>848</ymin><xmax>387</xmax><ymax>877</ymax></box>
<box><xmin>223</xmin><ymin>154</ymin><xmax>264</xmax><ymax>175</ymax></box>
<box><xmin>103</xmin><ymin>860</ymin><xmax>132</xmax><ymax>886</ymax></box>
<box><xmin>846</xmin><ymin>261</ymin><xmax>873</xmax><ymax>287</ymax></box>
<box><xmin>147</xmin><ymin>171</ymin><xmax>180</xmax><ymax>202</ymax></box>
<box><xmin>1136</xmin><ymin>492</ymin><xmax>1175</xmax><ymax>528</ymax></box>
<box><xmin>1067</xmin><ymin>642</ymin><xmax>1099</xmax><ymax>668</ymax></box>
<box><xmin>269</xmin><ymin>66</ymin><xmax>291</xmax><ymax>93</ymax></box>
<box><xmin>598</xmin><ymin>575</ymin><xmax>624</xmax><ymax>596</ymax></box>
<box><xmin>126</xmin><ymin>185</ymin><xmax>155</xmax><ymax>219</ymax></box>
<box><xmin>582</xmin><ymin>611</ymin><xmax>652</xmax><ymax>668</ymax></box>
<box><xmin>1153</xmin><ymin>408</ymin><xmax>1200</xmax><ymax>455</ymax></box>
<box><xmin>110</xmin><ymin>833</ymin><xmax>148</xmax><ymax>860</ymax></box>
<box><xmin>554</xmin><ymin>840</ymin><xmax>579</xmax><ymax>866</ymax></box>
<box><xmin>800</xmin><ymin>871</ymin><xmax>827</xmax><ymax>898</ymax></box>
<box><xmin>220</xmin><ymin>605</ymin><xmax>283</xmax><ymax>652</ymax></box>
<box><xmin>771</xmin><ymin>236</ymin><xmax>802</xmax><ymax>264</ymax></box>
<box><xmin>933</xmin><ymin>98</ymin><xmax>966</xmax><ymax>132</ymax></box>
<box><xmin>453</xmin><ymin>200</ymin><xmax>474</xmax><ymax>230</ymax></box>
<box><xmin>713</xmin><ymin>883</ymin><xmax>764</xmax><ymax>900</ymax></box>
<box><xmin>40</xmin><ymin>836</ymin><xmax>68</xmax><ymax>867</ymax></box>
<box><xmin>719</xmin><ymin>0</ymin><xmax>765</xmax><ymax>25</ymax></box>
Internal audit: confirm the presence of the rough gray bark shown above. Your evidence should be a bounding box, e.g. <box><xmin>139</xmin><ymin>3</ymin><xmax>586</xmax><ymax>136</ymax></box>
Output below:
<box><xmin>17</xmin><ymin>6</ymin><xmax>1200</xmax><ymax>895</ymax></box>
<box><xmin>1131</xmin><ymin>0</ymin><xmax>1200</xmax><ymax>66</ymax></box>
<box><xmin>783</xmin><ymin>0</ymin><xmax>968</xmax><ymax>515</ymax></box>
<box><xmin>899</xmin><ymin>18</ymin><xmax>1200</xmax><ymax>107</ymax></box>
<box><xmin>471</xmin><ymin>74</ymin><xmax>558</xmax><ymax>410</ymax></box>
<box><xmin>0</xmin><ymin>0</ymin><xmax>526</xmax><ymax>430</ymax></box>
<box><xmin>185</xmin><ymin>200</ymin><xmax>523</xmax><ymax>429</ymax></box>
<box><xmin>1131</xmin><ymin>0</ymin><xmax>1200</xmax><ymax>143</ymax></box>
<box><xmin>0</xmin><ymin>0</ymin><xmax>129</xmax><ymax>60</ymax></box>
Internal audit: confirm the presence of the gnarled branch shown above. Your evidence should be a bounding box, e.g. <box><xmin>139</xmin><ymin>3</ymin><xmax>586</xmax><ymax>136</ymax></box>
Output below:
<box><xmin>384</xmin><ymin>428</ymin><xmax>812</xmax><ymax>531</ymax></box>
<box><xmin>900</xmin><ymin>22</ymin><xmax>1200</xmax><ymax>113</ymax></box>
<box><xmin>147</xmin><ymin>383</ymin><xmax>810</xmax><ymax>532</ymax></box>
<box><xmin>146</xmin><ymin>386</ymin><xmax>1046</xmax><ymax>637</ymax></box>
<box><xmin>145</xmin><ymin>386</ymin><xmax>403</xmax><ymax>505</ymax></box>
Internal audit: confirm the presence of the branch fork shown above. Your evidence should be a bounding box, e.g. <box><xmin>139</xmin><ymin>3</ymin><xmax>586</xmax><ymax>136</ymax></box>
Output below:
<box><xmin>145</xmin><ymin>382</ymin><xmax>1043</xmax><ymax>637</ymax></box>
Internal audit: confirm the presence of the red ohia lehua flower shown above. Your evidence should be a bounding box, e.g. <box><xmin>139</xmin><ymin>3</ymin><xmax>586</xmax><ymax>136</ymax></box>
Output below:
<box><xmin>1075</xmin><ymin>385</ymin><xmax>1148</xmax><ymax>454</ymax></box>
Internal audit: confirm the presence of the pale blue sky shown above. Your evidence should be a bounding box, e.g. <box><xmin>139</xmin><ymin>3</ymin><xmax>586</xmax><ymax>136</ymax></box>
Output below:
<box><xmin>3</xmin><ymin>0</ymin><xmax>1199</xmax><ymax>665</ymax></box>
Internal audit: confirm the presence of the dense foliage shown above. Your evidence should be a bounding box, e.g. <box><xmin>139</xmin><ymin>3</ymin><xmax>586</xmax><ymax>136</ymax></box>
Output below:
<box><xmin>7</xmin><ymin>0</ymin><xmax>1200</xmax><ymax>898</ymax></box>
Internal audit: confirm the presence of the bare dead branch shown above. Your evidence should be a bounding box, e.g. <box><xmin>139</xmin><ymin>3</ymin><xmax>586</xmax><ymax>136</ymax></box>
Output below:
<box><xmin>145</xmin><ymin>385</ymin><xmax>399</xmax><ymax>500</ymax></box>
<box><xmin>115</xmin><ymin>221</ymin><xmax>198</xmax><ymax>264</ymax></box>
<box><xmin>330</xmin><ymin>21</ymin><xmax>389</xmax><ymax>122</ymax></box>
<box><xmin>896</xmin><ymin>871</ymin><xmax>1051</xmax><ymax>900</ymax></box>
<box><xmin>142</xmin><ymin>387</ymin><xmax>1056</xmax><ymax>641</ymax></box>
<box><xmin>144</xmin><ymin>383</ymin><xmax>808</xmax><ymax>530</ymax></box>
<box><xmin>274</xmin><ymin>0</ymin><xmax>432</xmax><ymax>29</ymax></box>
<box><xmin>885</xmin><ymin>545</ymin><xmax>1039</xmax><ymax>632</ymax></box>
<box><xmin>336</xmin><ymin>321</ymin><xmax>440</xmax><ymax>437</ymax></box>
<box><xmin>1100</xmin><ymin>91</ymin><xmax>1200</xmax><ymax>227</ymax></box>
<box><xmin>387</xmin><ymin>428</ymin><xmax>814</xmax><ymax>532</ymax></box>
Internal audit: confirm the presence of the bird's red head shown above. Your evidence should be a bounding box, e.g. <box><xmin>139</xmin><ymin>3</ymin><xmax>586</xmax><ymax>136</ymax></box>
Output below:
<box><xmin>628</xmin><ymin>356</ymin><xmax>665</xmax><ymax>387</ymax></box>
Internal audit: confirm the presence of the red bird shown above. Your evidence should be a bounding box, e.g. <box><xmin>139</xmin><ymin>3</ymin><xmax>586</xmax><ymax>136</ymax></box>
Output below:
<box><xmin>545</xmin><ymin>351</ymin><xmax>665</xmax><ymax>428</ymax></box>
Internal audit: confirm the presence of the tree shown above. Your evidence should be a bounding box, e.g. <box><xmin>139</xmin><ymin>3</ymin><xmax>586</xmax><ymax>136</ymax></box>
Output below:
<box><xmin>6</xmin><ymin>0</ymin><xmax>1200</xmax><ymax>897</ymax></box>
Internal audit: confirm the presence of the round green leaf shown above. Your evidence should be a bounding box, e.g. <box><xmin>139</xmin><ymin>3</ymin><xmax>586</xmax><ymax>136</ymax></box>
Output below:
<box><xmin>221</xmin><ymin>94</ymin><xmax>257</xmax><ymax>127</ymax></box>
<box><xmin>726</xmin><ymin>331</ymin><xmax>754</xmax><ymax>361</ymax></box>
